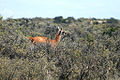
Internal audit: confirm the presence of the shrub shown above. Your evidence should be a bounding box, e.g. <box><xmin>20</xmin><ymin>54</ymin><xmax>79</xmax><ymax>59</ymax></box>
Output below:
<box><xmin>54</xmin><ymin>16</ymin><xmax>64</xmax><ymax>23</ymax></box>
<box><xmin>0</xmin><ymin>17</ymin><xmax>120</xmax><ymax>80</ymax></box>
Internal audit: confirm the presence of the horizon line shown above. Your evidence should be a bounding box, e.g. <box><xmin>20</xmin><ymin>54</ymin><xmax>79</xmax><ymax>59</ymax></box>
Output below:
<box><xmin>1</xmin><ymin>15</ymin><xmax>120</xmax><ymax>20</ymax></box>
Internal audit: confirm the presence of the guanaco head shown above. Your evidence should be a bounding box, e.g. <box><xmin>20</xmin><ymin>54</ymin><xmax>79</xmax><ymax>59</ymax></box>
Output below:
<box><xmin>57</xmin><ymin>27</ymin><xmax>66</xmax><ymax>35</ymax></box>
<box><xmin>61</xmin><ymin>28</ymin><xmax>66</xmax><ymax>36</ymax></box>
<box><xmin>58</xmin><ymin>27</ymin><xmax>67</xmax><ymax>36</ymax></box>
<box><xmin>54</xmin><ymin>27</ymin><xmax>67</xmax><ymax>41</ymax></box>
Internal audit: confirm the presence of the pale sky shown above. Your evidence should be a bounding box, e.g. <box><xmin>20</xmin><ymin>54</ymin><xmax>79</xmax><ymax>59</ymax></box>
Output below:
<box><xmin>0</xmin><ymin>0</ymin><xmax>120</xmax><ymax>19</ymax></box>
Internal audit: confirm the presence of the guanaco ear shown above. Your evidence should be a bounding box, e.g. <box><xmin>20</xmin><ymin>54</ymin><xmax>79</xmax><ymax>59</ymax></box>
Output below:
<box><xmin>57</xmin><ymin>26</ymin><xmax>60</xmax><ymax>31</ymax></box>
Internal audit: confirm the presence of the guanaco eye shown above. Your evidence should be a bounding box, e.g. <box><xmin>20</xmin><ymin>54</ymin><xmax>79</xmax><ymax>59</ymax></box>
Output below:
<box><xmin>62</xmin><ymin>32</ymin><xmax>66</xmax><ymax>35</ymax></box>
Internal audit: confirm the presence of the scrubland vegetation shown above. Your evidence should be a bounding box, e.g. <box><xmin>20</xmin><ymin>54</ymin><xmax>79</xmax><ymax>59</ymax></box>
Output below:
<box><xmin>0</xmin><ymin>16</ymin><xmax>120</xmax><ymax>80</ymax></box>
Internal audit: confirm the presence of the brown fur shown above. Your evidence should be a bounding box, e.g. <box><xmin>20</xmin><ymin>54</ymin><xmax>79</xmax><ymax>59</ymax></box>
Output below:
<box><xmin>29</xmin><ymin>37</ymin><xmax>48</xmax><ymax>45</ymax></box>
<box><xmin>29</xmin><ymin>27</ymin><xmax>66</xmax><ymax>47</ymax></box>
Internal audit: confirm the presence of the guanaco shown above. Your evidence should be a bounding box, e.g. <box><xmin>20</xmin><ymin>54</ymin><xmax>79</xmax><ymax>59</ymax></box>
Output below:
<box><xmin>29</xmin><ymin>27</ymin><xmax>66</xmax><ymax>47</ymax></box>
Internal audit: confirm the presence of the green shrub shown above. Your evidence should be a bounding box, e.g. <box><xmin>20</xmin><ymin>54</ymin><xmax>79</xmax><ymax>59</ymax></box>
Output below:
<box><xmin>0</xmin><ymin>17</ymin><xmax>120</xmax><ymax>80</ymax></box>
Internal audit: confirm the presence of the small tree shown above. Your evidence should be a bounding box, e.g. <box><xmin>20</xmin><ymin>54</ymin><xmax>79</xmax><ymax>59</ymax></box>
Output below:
<box><xmin>54</xmin><ymin>16</ymin><xmax>64</xmax><ymax>23</ymax></box>
<box><xmin>66</xmin><ymin>17</ymin><xmax>75</xmax><ymax>23</ymax></box>
<box><xmin>107</xmin><ymin>18</ymin><xmax>118</xmax><ymax>23</ymax></box>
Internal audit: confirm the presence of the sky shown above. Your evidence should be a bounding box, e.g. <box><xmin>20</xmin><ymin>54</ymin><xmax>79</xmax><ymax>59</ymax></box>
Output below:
<box><xmin>0</xmin><ymin>0</ymin><xmax>120</xmax><ymax>19</ymax></box>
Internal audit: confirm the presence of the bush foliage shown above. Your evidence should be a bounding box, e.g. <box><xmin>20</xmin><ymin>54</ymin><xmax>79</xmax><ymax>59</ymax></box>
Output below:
<box><xmin>0</xmin><ymin>17</ymin><xmax>120</xmax><ymax>80</ymax></box>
